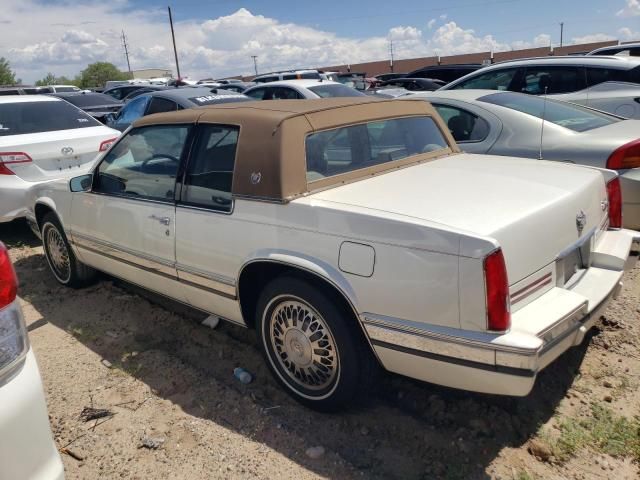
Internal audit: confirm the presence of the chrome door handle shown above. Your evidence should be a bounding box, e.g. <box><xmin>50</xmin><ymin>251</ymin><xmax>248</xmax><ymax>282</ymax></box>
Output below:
<box><xmin>149</xmin><ymin>215</ymin><xmax>171</xmax><ymax>225</ymax></box>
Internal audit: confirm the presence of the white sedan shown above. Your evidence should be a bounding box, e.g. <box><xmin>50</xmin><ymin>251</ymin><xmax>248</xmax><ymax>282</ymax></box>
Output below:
<box><xmin>243</xmin><ymin>79</ymin><xmax>365</xmax><ymax>100</ymax></box>
<box><xmin>27</xmin><ymin>98</ymin><xmax>637</xmax><ymax>411</ymax></box>
<box><xmin>0</xmin><ymin>95</ymin><xmax>119</xmax><ymax>223</ymax></box>
<box><xmin>0</xmin><ymin>242</ymin><xmax>64</xmax><ymax>479</ymax></box>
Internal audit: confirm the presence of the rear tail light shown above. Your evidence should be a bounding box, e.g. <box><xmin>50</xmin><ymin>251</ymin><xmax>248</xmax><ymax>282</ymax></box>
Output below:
<box><xmin>606</xmin><ymin>177</ymin><xmax>622</xmax><ymax>229</ymax></box>
<box><xmin>0</xmin><ymin>242</ymin><xmax>28</xmax><ymax>376</ymax></box>
<box><xmin>99</xmin><ymin>137</ymin><xmax>117</xmax><ymax>152</ymax></box>
<box><xmin>0</xmin><ymin>152</ymin><xmax>32</xmax><ymax>175</ymax></box>
<box><xmin>484</xmin><ymin>248</ymin><xmax>511</xmax><ymax>332</ymax></box>
<box><xmin>606</xmin><ymin>139</ymin><xmax>640</xmax><ymax>170</ymax></box>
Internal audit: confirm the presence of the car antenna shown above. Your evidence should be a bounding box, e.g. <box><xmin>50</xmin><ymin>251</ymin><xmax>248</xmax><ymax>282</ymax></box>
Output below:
<box><xmin>538</xmin><ymin>86</ymin><xmax>548</xmax><ymax>160</ymax></box>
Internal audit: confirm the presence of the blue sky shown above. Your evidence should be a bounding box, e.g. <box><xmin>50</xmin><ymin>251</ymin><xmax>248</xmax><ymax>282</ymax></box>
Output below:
<box><xmin>3</xmin><ymin>0</ymin><xmax>639</xmax><ymax>82</ymax></box>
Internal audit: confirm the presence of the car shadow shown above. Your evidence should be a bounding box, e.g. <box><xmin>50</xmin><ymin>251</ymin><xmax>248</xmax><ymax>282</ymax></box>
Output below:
<box><xmin>0</xmin><ymin>219</ymin><xmax>40</xmax><ymax>249</ymax></box>
<box><xmin>9</xmin><ymin>244</ymin><xmax>593</xmax><ymax>480</ymax></box>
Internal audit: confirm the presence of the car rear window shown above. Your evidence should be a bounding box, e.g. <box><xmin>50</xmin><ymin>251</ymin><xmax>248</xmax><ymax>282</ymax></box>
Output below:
<box><xmin>308</xmin><ymin>84</ymin><xmax>366</xmax><ymax>98</ymax></box>
<box><xmin>478</xmin><ymin>92</ymin><xmax>619</xmax><ymax>132</ymax></box>
<box><xmin>187</xmin><ymin>94</ymin><xmax>250</xmax><ymax>106</ymax></box>
<box><xmin>305</xmin><ymin>116</ymin><xmax>448</xmax><ymax>182</ymax></box>
<box><xmin>0</xmin><ymin>100</ymin><xmax>101</xmax><ymax>136</ymax></box>
<box><xmin>55</xmin><ymin>87</ymin><xmax>79</xmax><ymax>93</ymax></box>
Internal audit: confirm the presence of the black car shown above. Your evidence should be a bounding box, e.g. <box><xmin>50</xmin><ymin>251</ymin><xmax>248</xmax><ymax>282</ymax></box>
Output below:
<box><xmin>103</xmin><ymin>84</ymin><xmax>154</xmax><ymax>101</ymax></box>
<box><xmin>106</xmin><ymin>87</ymin><xmax>251</xmax><ymax>131</ymax></box>
<box><xmin>121</xmin><ymin>86</ymin><xmax>172</xmax><ymax>102</ymax></box>
<box><xmin>378</xmin><ymin>78</ymin><xmax>446</xmax><ymax>91</ymax></box>
<box><xmin>49</xmin><ymin>92</ymin><xmax>122</xmax><ymax>123</ymax></box>
<box><xmin>374</xmin><ymin>73</ymin><xmax>407</xmax><ymax>82</ymax></box>
<box><xmin>406</xmin><ymin>64</ymin><xmax>483</xmax><ymax>84</ymax></box>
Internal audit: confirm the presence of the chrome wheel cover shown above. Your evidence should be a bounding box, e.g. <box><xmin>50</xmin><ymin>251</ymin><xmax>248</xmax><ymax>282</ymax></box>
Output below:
<box><xmin>45</xmin><ymin>225</ymin><xmax>70</xmax><ymax>282</ymax></box>
<box><xmin>268</xmin><ymin>299</ymin><xmax>339</xmax><ymax>391</ymax></box>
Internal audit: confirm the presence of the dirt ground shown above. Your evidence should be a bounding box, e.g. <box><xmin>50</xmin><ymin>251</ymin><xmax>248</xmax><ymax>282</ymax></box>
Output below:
<box><xmin>2</xmin><ymin>219</ymin><xmax>639</xmax><ymax>480</ymax></box>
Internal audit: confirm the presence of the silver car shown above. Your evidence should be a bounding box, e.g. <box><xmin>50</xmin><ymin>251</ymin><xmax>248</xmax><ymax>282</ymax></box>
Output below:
<box><xmin>440</xmin><ymin>56</ymin><xmax>640</xmax><ymax>119</ymax></box>
<box><xmin>408</xmin><ymin>89</ymin><xmax>640</xmax><ymax>229</ymax></box>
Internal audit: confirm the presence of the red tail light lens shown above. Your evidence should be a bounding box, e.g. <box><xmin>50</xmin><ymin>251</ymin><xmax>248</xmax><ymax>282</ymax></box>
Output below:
<box><xmin>606</xmin><ymin>177</ymin><xmax>622</xmax><ymax>229</ymax></box>
<box><xmin>484</xmin><ymin>248</ymin><xmax>511</xmax><ymax>332</ymax></box>
<box><xmin>99</xmin><ymin>137</ymin><xmax>117</xmax><ymax>152</ymax></box>
<box><xmin>0</xmin><ymin>152</ymin><xmax>32</xmax><ymax>175</ymax></box>
<box><xmin>0</xmin><ymin>243</ymin><xmax>18</xmax><ymax>309</ymax></box>
<box><xmin>606</xmin><ymin>139</ymin><xmax>640</xmax><ymax>170</ymax></box>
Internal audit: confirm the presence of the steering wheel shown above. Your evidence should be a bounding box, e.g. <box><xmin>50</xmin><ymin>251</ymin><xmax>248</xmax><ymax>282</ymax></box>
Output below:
<box><xmin>141</xmin><ymin>154</ymin><xmax>180</xmax><ymax>170</ymax></box>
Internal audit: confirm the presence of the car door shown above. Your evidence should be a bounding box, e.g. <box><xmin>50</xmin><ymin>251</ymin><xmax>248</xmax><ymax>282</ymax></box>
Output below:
<box><xmin>69</xmin><ymin>124</ymin><xmax>192</xmax><ymax>301</ymax></box>
<box><xmin>174</xmin><ymin>123</ymin><xmax>244</xmax><ymax>323</ymax></box>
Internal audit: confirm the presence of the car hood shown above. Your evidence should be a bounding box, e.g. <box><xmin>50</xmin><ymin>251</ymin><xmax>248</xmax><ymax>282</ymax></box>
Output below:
<box><xmin>309</xmin><ymin>153</ymin><xmax>608</xmax><ymax>283</ymax></box>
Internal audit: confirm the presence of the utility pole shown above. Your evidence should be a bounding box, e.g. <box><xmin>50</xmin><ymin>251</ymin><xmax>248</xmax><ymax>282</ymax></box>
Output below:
<box><xmin>389</xmin><ymin>40</ymin><xmax>395</xmax><ymax>73</ymax></box>
<box><xmin>559</xmin><ymin>22</ymin><xmax>564</xmax><ymax>48</ymax></box>
<box><xmin>251</xmin><ymin>55</ymin><xmax>258</xmax><ymax>76</ymax></box>
<box><xmin>121</xmin><ymin>30</ymin><xmax>132</xmax><ymax>79</ymax></box>
<box><xmin>168</xmin><ymin>6</ymin><xmax>181</xmax><ymax>80</ymax></box>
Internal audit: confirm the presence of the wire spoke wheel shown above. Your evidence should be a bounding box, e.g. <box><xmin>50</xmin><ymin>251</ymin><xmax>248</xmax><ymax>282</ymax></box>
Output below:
<box><xmin>45</xmin><ymin>225</ymin><xmax>70</xmax><ymax>282</ymax></box>
<box><xmin>268</xmin><ymin>299</ymin><xmax>339</xmax><ymax>391</ymax></box>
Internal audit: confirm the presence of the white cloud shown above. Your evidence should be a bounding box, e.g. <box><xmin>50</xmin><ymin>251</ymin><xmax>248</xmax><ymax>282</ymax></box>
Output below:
<box><xmin>0</xmin><ymin>2</ymin><xmax>633</xmax><ymax>84</ymax></box>
<box><xmin>616</xmin><ymin>0</ymin><xmax>640</xmax><ymax>17</ymax></box>
<box><xmin>571</xmin><ymin>33</ymin><xmax>615</xmax><ymax>43</ymax></box>
<box><xmin>439</xmin><ymin>14</ymin><xmax>448</xmax><ymax>20</ymax></box>
<box><xmin>618</xmin><ymin>27</ymin><xmax>640</xmax><ymax>40</ymax></box>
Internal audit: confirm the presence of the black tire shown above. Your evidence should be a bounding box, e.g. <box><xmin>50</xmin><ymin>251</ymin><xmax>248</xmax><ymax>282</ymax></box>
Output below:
<box><xmin>41</xmin><ymin>213</ymin><xmax>96</xmax><ymax>288</ymax></box>
<box><xmin>256</xmin><ymin>274</ymin><xmax>376</xmax><ymax>412</ymax></box>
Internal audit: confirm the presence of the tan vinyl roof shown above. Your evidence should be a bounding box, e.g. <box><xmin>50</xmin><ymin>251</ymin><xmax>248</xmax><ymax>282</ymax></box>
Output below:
<box><xmin>133</xmin><ymin>98</ymin><xmax>458</xmax><ymax>201</ymax></box>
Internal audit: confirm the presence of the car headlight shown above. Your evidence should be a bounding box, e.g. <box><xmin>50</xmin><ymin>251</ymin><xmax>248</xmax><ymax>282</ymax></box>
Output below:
<box><xmin>0</xmin><ymin>242</ymin><xmax>28</xmax><ymax>379</ymax></box>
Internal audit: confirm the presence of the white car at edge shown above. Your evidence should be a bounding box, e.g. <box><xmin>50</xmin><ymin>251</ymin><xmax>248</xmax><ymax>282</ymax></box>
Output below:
<box><xmin>26</xmin><ymin>98</ymin><xmax>638</xmax><ymax>411</ymax></box>
<box><xmin>243</xmin><ymin>79</ymin><xmax>366</xmax><ymax>100</ymax></box>
<box><xmin>0</xmin><ymin>241</ymin><xmax>64</xmax><ymax>479</ymax></box>
<box><xmin>0</xmin><ymin>95</ymin><xmax>119</xmax><ymax>223</ymax></box>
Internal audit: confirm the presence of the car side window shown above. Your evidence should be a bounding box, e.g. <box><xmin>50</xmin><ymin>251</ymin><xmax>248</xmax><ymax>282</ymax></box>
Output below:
<box><xmin>521</xmin><ymin>66</ymin><xmax>586</xmax><ymax>94</ymax></box>
<box><xmin>181</xmin><ymin>124</ymin><xmax>239</xmax><ymax>212</ymax></box>
<box><xmin>432</xmin><ymin>104</ymin><xmax>490</xmax><ymax>143</ymax></box>
<box><xmin>146</xmin><ymin>97</ymin><xmax>179</xmax><ymax>115</ymax></box>
<box><xmin>270</xmin><ymin>87</ymin><xmax>302</xmax><ymax>100</ymax></box>
<box><xmin>117</xmin><ymin>96</ymin><xmax>149</xmax><ymax>125</ymax></box>
<box><xmin>586</xmin><ymin>67</ymin><xmax>627</xmax><ymax>87</ymax></box>
<box><xmin>452</xmin><ymin>68</ymin><xmax>519</xmax><ymax>91</ymax></box>
<box><xmin>246</xmin><ymin>88</ymin><xmax>266</xmax><ymax>100</ymax></box>
<box><xmin>94</xmin><ymin>125</ymin><xmax>189</xmax><ymax>201</ymax></box>
<box><xmin>107</xmin><ymin>88</ymin><xmax>124</xmax><ymax>100</ymax></box>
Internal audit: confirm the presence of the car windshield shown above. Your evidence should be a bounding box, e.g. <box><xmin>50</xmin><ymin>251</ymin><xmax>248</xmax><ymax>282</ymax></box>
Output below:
<box><xmin>0</xmin><ymin>100</ymin><xmax>101</xmax><ymax>136</ymax></box>
<box><xmin>308</xmin><ymin>84</ymin><xmax>366</xmax><ymax>98</ymax></box>
<box><xmin>305</xmin><ymin>116</ymin><xmax>448</xmax><ymax>181</ymax></box>
<box><xmin>478</xmin><ymin>92</ymin><xmax>619</xmax><ymax>132</ymax></box>
<box><xmin>61</xmin><ymin>93</ymin><xmax>121</xmax><ymax>107</ymax></box>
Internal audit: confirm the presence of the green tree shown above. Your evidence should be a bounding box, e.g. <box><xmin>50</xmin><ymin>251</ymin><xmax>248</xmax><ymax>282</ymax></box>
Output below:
<box><xmin>77</xmin><ymin>62</ymin><xmax>128</xmax><ymax>89</ymax></box>
<box><xmin>0</xmin><ymin>57</ymin><xmax>18</xmax><ymax>85</ymax></box>
<box><xmin>35</xmin><ymin>72</ymin><xmax>57</xmax><ymax>86</ymax></box>
<box><xmin>35</xmin><ymin>73</ymin><xmax>78</xmax><ymax>86</ymax></box>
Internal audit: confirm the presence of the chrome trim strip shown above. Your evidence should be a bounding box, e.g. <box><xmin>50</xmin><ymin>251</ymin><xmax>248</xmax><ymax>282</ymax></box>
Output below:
<box><xmin>555</xmin><ymin>227</ymin><xmax>596</xmax><ymax>260</ymax></box>
<box><xmin>362</xmin><ymin>313</ymin><xmax>539</xmax><ymax>356</ymax></box>
<box><xmin>176</xmin><ymin>266</ymin><xmax>237</xmax><ymax>297</ymax></box>
<box><xmin>72</xmin><ymin>232</ymin><xmax>237</xmax><ymax>300</ymax></box>
<box><xmin>73</xmin><ymin>233</ymin><xmax>176</xmax><ymax>276</ymax></box>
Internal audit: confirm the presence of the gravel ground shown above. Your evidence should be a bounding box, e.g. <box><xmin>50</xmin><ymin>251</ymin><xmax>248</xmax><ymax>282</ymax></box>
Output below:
<box><xmin>2</xmin><ymin>220</ymin><xmax>639</xmax><ymax>480</ymax></box>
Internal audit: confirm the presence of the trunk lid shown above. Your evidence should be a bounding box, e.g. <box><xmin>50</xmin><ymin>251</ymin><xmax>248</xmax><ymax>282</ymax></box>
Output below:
<box><xmin>310</xmin><ymin>154</ymin><xmax>608</xmax><ymax>284</ymax></box>
<box><xmin>0</xmin><ymin>126</ymin><xmax>117</xmax><ymax>182</ymax></box>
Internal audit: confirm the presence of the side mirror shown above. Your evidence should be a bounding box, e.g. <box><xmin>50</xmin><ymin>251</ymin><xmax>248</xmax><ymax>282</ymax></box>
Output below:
<box><xmin>69</xmin><ymin>174</ymin><xmax>92</xmax><ymax>193</ymax></box>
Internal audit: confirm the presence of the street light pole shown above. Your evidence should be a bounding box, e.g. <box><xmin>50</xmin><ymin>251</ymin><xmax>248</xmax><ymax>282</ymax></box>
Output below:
<box><xmin>559</xmin><ymin>22</ymin><xmax>564</xmax><ymax>48</ymax></box>
<box><xmin>251</xmin><ymin>55</ymin><xmax>258</xmax><ymax>76</ymax></box>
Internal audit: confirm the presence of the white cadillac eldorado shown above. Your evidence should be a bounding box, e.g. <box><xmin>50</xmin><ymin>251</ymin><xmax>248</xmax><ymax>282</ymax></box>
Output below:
<box><xmin>26</xmin><ymin>98</ymin><xmax>638</xmax><ymax>411</ymax></box>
